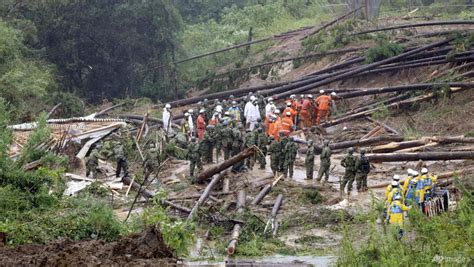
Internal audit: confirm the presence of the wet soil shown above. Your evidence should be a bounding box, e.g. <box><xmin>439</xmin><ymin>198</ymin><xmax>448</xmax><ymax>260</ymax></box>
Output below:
<box><xmin>0</xmin><ymin>226</ymin><xmax>176</xmax><ymax>266</ymax></box>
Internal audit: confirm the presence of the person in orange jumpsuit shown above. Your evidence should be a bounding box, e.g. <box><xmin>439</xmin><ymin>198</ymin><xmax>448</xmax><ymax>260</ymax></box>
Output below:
<box><xmin>300</xmin><ymin>95</ymin><xmax>312</xmax><ymax>129</ymax></box>
<box><xmin>272</xmin><ymin>112</ymin><xmax>282</xmax><ymax>141</ymax></box>
<box><xmin>316</xmin><ymin>90</ymin><xmax>332</xmax><ymax>124</ymax></box>
<box><xmin>289</xmin><ymin>95</ymin><xmax>298</xmax><ymax>111</ymax></box>
<box><xmin>283</xmin><ymin>102</ymin><xmax>297</xmax><ymax>123</ymax></box>
<box><xmin>280</xmin><ymin>112</ymin><xmax>294</xmax><ymax>136</ymax></box>
<box><xmin>266</xmin><ymin>114</ymin><xmax>276</xmax><ymax>137</ymax></box>
<box><xmin>197</xmin><ymin>109</ymin><xmax>206</xmax><ymax>139</ymax></box>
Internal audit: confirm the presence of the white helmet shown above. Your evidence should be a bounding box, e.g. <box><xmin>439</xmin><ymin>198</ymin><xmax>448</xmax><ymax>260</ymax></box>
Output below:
<box><xmin>188</xmin><ymin>109</ymin><xmax>194</xmax><ymax>113</ymax></box>
<box><xmin>232</xmin><ymin>100</ymin><xmax>237</xmax><ymax>105</ymax></box>
<box><xmin>165</xmin><ymin>103</ymin><xmax>171</xmax><ymax>108</ymax></box>
<box><xmin>300</xmin><ymin>94</ymin><xmax>305</xmax><ymax>98</ymax></box>
<box><xmin>421</xmin><ymin>168</ymin><xmax>428</xmax><ymax>174</ymax></box>
<box><xmin>307</xmin><ymin>94</ymin><xmax>313</xmax><ymax>99</ymax></box>
<box><xmin>392</xmin><ymin>181</ymin><xmax>399</xmax><ymax>186</ymax></box>
<box><xmin>331</xmin><ymin>92</ymin><xmax>336</xmax><ymax>96</ymax></box>
<box><xmin>184</xmin><ymin>112</ymin><xmax>190</xmax><ymax>116</ymax></box>
<box><xmin>199</xmin><ymin>108</ymin><xmax>205</xmax><ymax>113</ymax></box>
<box><xmin>224</xmin><ymin>111</ymin><xmax>230</xmax><ymax>115</ymax></box>
<box><xmin>274</xmin><ymin>109</ymin><xmax>280</xmax><ymax>114</ymax></box>
<box><xmin>215</xmin><ymin>105</ymin><xmax>223</xmax><ymax>113</ymax></box>
<box><xmin>393</xmin><ymin>175</ymin><xmax>400</xmax><ymax>181</ymax></box>
<box><xmin>407</xmin><ymin>169</ymin><xmax>416</xmax><ymax>176</ymax></box>
<box><xmin>250</xmin><ymin>96</ymin><xmax>256</xmax><ymax>101</ymax></box>
<box><xmin>319</xmin><ymin>89</ymin><xmax>325</xmax><ymax>94</ymax></box>
<box><xmin>394</xmin><ymin>194</ymin><xmax>402</xmax><ymax>200</ymax></box>
<box><xmin>286</xmin><ymin>102</ymin><xmax>292</xmax><ymax>107</ymax></box>
<box><xmin>286</xmin><ymin>112</ymin><xmax>291</xmax><ymax>116</ymax></box>
<box><xmin>290</xmin><ymin>94</ymin><xmax>296</xmax><ymax>99</ymax></box>
<box><xmin>268</xmin><ymin>97</ymin><xmax>273</xmax><ymax>102</ymax></box>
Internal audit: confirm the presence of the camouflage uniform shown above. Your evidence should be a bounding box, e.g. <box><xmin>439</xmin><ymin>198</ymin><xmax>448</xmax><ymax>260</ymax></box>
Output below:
<box><xmin>144</xmin><ymin>146</ymin><xmax>161</xmax><ymax>180</ymax></box>
<box><xmin>305</xmin><ymin>143</ymin><xmax>316</xmax><ymax>179</ymax></box>
<box><xmin>200</xmin><ymin>127</ymin><xmax>214</xmax><ymax>164</ymax></box>
<box><xmin>114</xmin><ymin>143</ymin><xmax>129</xmax><ymax>178</ymax></box>
<box><xmin>243</xmin><ymin>130</ymin><xmax>256</xmax><ymax>169</ymax></box>
<box><xmin>316</xmin><ymin>142</ymin><xmax>332</xmax><ymax>182</ymax></box>
<box><xmin>268</xmin><ymin>138</ymin><xmax>280</xmax><ymax>175</ymax></box>
<box><xmin>221</xmin><ymin>123</ymin><xmax>234</xmax><ymax>160</ymax></box>
<box><xmin>86</xmin><ymin>148</ymin><xmax>101</xmax><ymax>179</ymax></box>
<box><xmin>340</xmin><ymin>149</ymin><xmax>356</xmax><ymax>194</ymax></box>
<box><xmin>257</xmin><ymin>94</ymin><xmax>266</xmax><ymax>118</ymax></box>
<box><xmin>278</xmin><ymin>136</ymin><xmax>289</xmax><ymax>172</ymax></box>
<box><xmin>283</xmin><ymin>139</ymin><xmax>298</xmax><ymax>178</ymax></box>
<box><xmin>231</xmin><ymin>126</ymin><xmax>243</xmax><ymax>156</ymax></box>
<box><xmin>188</xmin><ymin>139</ymin><xmax>202</xmax><ymax>178</ymax></box>
<box><xmin>355</xmin><ymin>150</ymin><xmax>370</xmax><ymax>191</ymax></box>
<box><xmin>255</xmin><ymin>128</ymin><xmax>268</xmax><ymax>169</ymax></box>
<box><xmin>213</xmin><ymin>122</ymin><xmax>223</xmax><ymax>162</ymax></box>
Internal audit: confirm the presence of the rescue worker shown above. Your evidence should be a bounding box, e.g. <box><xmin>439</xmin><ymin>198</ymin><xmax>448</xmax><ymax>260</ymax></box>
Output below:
<box><xmin>403</xmin><ymin>169</ymin><xmax>419</xmax><ymax>206</ymax></box>
<box><xmin>265</xmin><ymin>97</ymin><xmax>276</xmax><ymax>117</ymax></box>
<box><xmin>268</xmin><ymin>136</ymin><xmax>280</xmax><ymax>175</ymax></box>
<box><xmin>300</xmin><ymin>94</ymin><xmax>313</xmax><ymax>128</ymax></box>
<box><xmin>316</xmin><ymin>90</ymin><xmax>332</xmax><ymax>124</ymax></box>
<box><xmin>244</xmin><ymin>128</ymin><xmax>256</xmax><ymax>169</ymax></box>
<box><xmin>197</xmin><ymin>109</ymin><xmax>207</xmax><ymax>139</ymax></box>
<box><xmin>114</xmin><ymin>142</ymin><xmax>129</xmax><ymax>178</ymax></box>
<box><xmin>278</xmin><ymin>133</ymin><xmax>289</xmax><ymax>173</ymax></box>
<box><xmin>280</xmin><ymin>111</ymin><xmax>294</xmax><ymax>136</ymax></box>
<box><xmin>420</xmin><ymin>167</ymin><xmax>437</xmax><ymax>202</ymax></box>
<box><xmin>257</xmin><ymin>92</ymin><xmax>266</xmax><ymax>118</ymax></box>
<box><xmin>355</xmin><ymin>148</ymin><xmax>370</xmax><ymax>192</ymax></box>
<box><xmin>143</xmin><ymin>143</ymin><xmax>161</xmax><ymax>180</ymax></box>
<box><xmin>289</xmin><ymin>94</ymin><xmax>298</xmax><ymax>111</ymax></box>
<box><xmin>200</xmin><ymin>125</ymin><xmax>214</xmax><ymax>164</ymax></box>
<box><xmin>305</xmin><ymin>140</ymin><xmax>315</xmax><ymax>180</ymax></box>
<box><xmin>188</xmin><ymin>137</ymin><xmax>202</xmax><ymax>180</ymax></box>
<box><xmin>163</xmin><ymin>104</ymin><xmax>172</xmax><ymax>136</ymax></box>
<box><xmin>273</xmin><ymin>110</ymin><xmax>282</xmax><ymax>141</ymax></box>
<box><xmin>181</xmin><ymin>113</ymin><xmax>191</xmax><ymax>139</ymax></box>
<box><xmin>330</xmin><ymin>92</ymin><xmax>337</xmax><ymax>118</ymax></box>
<box><xmin>228</xmin><ymin>101</ymin><xmax>241</xmax><ymax>127</ymax></box>
<box><xmin>316</xmin><ymin>140</ymin><xmax>332</xmax><ymax>183</ymax></box>
<box><xmin>283</xmin><ymin>137</ymin><xmax>298</xmax><ymax>179</ymax></box>
<box><xmin>266</xmin><ymin>114</ymin><xmax>276</xmax><ymax>137</ymax></box>
<box><xmin>221</xmin><ymin>121</ymin><xmax>233</xmax><ymax>160</ymax></box>
<box><xmin>231</xmin><ymin>124</ymin><xmax>244</xmax><ymax>156</ymax></box>
<box><xmin>213</xmin><ymin>119</ymin><xmax>223</xmax><ymax>162</ymax></box>
<box><xmin>387</xmin><ymin>194</ymin><xmax>410</xmax><ymax>238</ymax></box>
<box><xmin>387</xmin><ymin>181</ymin><xmax>404</xmax><ymax>205</ymax></box>
<box><xmin>86</xmin><ymin>145</ymin><xmax>102</xmax><ymax>179</ymax></box>
<box><xmin>209</xmin><ymin>112</ymin><xmax>219</xmax><ymax>126</ymax></box>
<box><xmin>222</xmin><ymin>111</ymin><xmax>232</xmax><ymax>125</ymax></box>
<box><xmin>385</xmin><ymin>175</ymin><xmax>402</xmax><ymax>199</ymax></box>
<box><xmin>245</xmin><ymin>96</ymin><xmax>261</xmax><ymax>130</ymax></box>
<box><xmin>283</xmin><ymin>102</ymin><xmax>297</xmax><ymax>123</ymax></box>
<box><xmin>188</xmin><ymin>109</ymin><xmax>195</xmax><ymax>137</ymax></box>
<box><xmin>255</xmin><ymin>127</ymin><xmax>268</xmax><ymax>169</ymax></box>
<box><xmin>340</xmin><ymin>147</ymin><xmax>356</xmax><ymax>195</ymax></box>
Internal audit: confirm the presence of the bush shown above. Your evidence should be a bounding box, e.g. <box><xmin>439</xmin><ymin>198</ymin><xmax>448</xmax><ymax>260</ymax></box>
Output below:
<box><xmin>365</xmin><ymin>41</ymin><xmax>404</xmax><ymax>63</ymax></box>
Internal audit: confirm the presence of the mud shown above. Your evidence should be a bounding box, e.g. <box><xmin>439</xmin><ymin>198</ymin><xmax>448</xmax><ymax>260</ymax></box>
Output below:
<box><xmin>0</xmin><ymin>226</ymin><xmax>176</xmax><ymax>266</ymax></box>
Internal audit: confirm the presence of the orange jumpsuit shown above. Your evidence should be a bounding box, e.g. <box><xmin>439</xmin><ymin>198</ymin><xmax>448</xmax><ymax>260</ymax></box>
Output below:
<box><xmin>283</xmin><ymin>107</ymin><xmax>298</xmax><ymax>122</ymax></box>
<box><xmin>290</xmin><ymin>100</ymin><xmax>298</xmax><ymax>111</ymax></box>
<box><xmin>197</xmin><ymin>114</ymin><xmax>206</xmax><ymax>139</ymax></box>
<box><xmin>280</xmin><ymin>117</ymin><xmax>294</xmax><ymax>136</ymax></box>
<box><xmin>312</xmin><ymin>100</ymin><xmax>319</xmax><ymax>125</ymax></box>
<box><xmin>266</xmin><ymin>118</ymin><xmax>275</xmax><ymax>137</ymax></box>
<box><xmin>316</xmin><ymin>95</ymin><xmax>332</xmax><ymax>124</ymax></box>
<box><xmin>300</xmin><ymin>99</ymin><xmax>312</xmax><ymax>128</ymax></box>
<box><xmin>208</xmin><ymin>117</ymin><xmax>217</xmax><ymax>126</ymax></box>
<box><xmin>273</xmin><ymin>118</ymin><xmax>282</xmax><ymax>141</ymax></box>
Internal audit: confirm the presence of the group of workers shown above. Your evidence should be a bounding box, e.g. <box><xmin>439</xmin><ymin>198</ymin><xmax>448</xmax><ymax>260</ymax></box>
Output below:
<box><xmin>384</xmin><ymin>167</ymin><xmax>438</xmax><ymax>237</ymax></box>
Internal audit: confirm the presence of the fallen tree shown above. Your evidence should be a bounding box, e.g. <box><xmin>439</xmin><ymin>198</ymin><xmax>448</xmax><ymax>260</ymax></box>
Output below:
<box><xmin>252</xmin><ymin>175</ymin><xmax>283</xmax><ymax>206</ymax></box>
<box><xmin>227</xmin><ymin>190</ymin><xmax>246</xmax><ymax>256</ymax></box>
<box><xmin>195</xmin><ymin>147</ymin><xmax>255</xmax><ymax>183</ymax></box>
<box><xmin>352</xmin><ymin>20</ymin><xmax>474</xmax><ymax>36</ymax></box>
<box><xmin>366</xmin><ymin>151</ymin><xmax>474</xmax><ymax>163</ymax></box>
<box><xmin>371</xmin><ymin>136</ymin><xmax>474</xmax><ymax>153</ymax></box>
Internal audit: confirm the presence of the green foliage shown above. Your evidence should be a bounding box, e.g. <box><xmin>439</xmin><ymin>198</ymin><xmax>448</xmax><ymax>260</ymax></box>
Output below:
<box><xmin>365</xmin><ymin>38</ymin><xmax>404</xmax><ymax>63</ymax></box>
<box><xmin>338</xmin><ymin>183</ymin><xmax>473</xmax><ymax>266</ymax></box>
<box><xmin>302</xmin><ymin>20</ymin><xmax>358</xmax><ymax>53</ymax></box>
<box><xmin>130</xmin><ymin>190</ymin><xmax>195</xmax><ymax>257</ymax></box>
<box><xmin>45</xmin><ymin>91</ymin><xmax>84</xmax><ymax>117</ymax></box>
<box><xmin>371</xmin><ymin>104</ymin><xmax>390</xmax><ymax>120</ymax></box>
<box><xmin>16</xmin><ymin>112</ymin><xmax>51</xmax><ymax>166</ymax></box>
<box><xmin>300</xmin><ymin>188</ymin><xmax>324</xmax><ymax>204</ymax></box>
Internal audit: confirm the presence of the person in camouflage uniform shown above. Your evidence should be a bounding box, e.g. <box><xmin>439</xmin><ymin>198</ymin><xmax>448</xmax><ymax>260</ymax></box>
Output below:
<box><xmin>255</xmin><ymin>127</ymin><xmax>268</xmax><ymax>169</ymax></box>
<box><xmin>355</xmin><ymin>148</ymin><xmax>370</xmax><ymax>192</ymax></box>
<box><xmin>243</xmin><ymin>128</ymin><xmax>256</xmax><ymax>169</ymax></box>
<box><xmin>86</xmin><ymin>145</ymin><xmax>102</xmax><ymax>179</ymax></box>
<box><xmin>340</xmin><ymin>147</ymin><xmax>356</xmax><ymax>195</ymax></box>
<box><xmin>231</xmin><ymin>124</ymin><xmax>244</xmax><ymax>156</ymax></box>
<box><xmin>188</xmin><ymin>137</ymin><xmax>202</xmax><ymax>180</ymax></box>
<box><xmin>305</xmin><ymin>140</ymin><xmax>316</xmax><ymax>179</ymax></box>
<box><xmin>268</xmin><ymin>136</ymin><xmax>280</xmax><ymax>175</ymax></box>
<box><xmin>200</xmin><ymin>125</ymin><xmax>215</xmax><ymax>164</ymax></box>
<box><xmin>114</xmin><ymin>142</ymin><xmax>129</xmax><ymax>178</ymax></box>
<box><xmin>283</xmin><ymin>137</ymin><xmax>298</xmax><ymax>178</ymax></box>
<box><xmin>213</xmin><ymin>119</ymin><xmax>223</xmax><ymax>162</ymax></box>
<box><xmin>278</xmin><ymin>133</ymin><xmax>289</xmax><ymax>173</ymax></box>
<box><xmin>256</xmin><ymin>117</ymin><xmax>265</xmax><ymax>132</ymax></box>
<box><xmin>221</xmin><ymin>120</ymin><xmax>233</xmax><ymax>160</ymax></box>
<box><xmin>316</xmin><ymin>140</ymin><xmax>332</xmax><ymax>183</ymax></box>
<box><xmin>257</xmin><ymin>93</ymin><xmax>266</xmax><ymax>118</ymax></box>
<box><xmin>144</xmin><ymin>143</ymin><xmax>161</xmax><ymax>180</ymax></box>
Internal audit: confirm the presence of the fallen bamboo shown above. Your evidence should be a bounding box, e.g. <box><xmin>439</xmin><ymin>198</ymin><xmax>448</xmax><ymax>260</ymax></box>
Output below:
<box><xmin>299</xmin><ymin>135</ymin><xmax>405</xmax><ymax>153</ymax></box>
<box><xmin>196</xmin><ymin>147</ymin><xmax>255</xmax><ymax>183</ymax></box>
<box><xmin>369</xmin><ymin>167</ymin><xmax>474</xmax><ymax>189</ymax></box>
<box><xmin>303</xmin><ymin>7</ymin><xmax>362</xmax><ymax>39</ymax></box>
<box><xmin>252</xmin><ymin>175</ymin><xmax>283</xmax><ymax>206</ymax></box>
<box><xmin>267</xmin><ymin>194</ymin><xmax>284</xmax><ymax>236</ymax></box>
<box><xmin>187</xmin><ymin>170</ymin><xmax>229</xmax><ymax>221</ymax></box>
<box><xmin>227</xmin><ymin>190</ymin><xmax>246</xmax><ymax>255</ymax></box>
<box><xmin>372</xmin><ymin>136</ymin><xmax>474</xmax><ymax>153</ymax></box>
<box><xmin>167</xmin><ymin>191</ymin><xmax>234</xmax><ymax>201</ymax></box>
<box><xmin>118</xmin><ymin>114</ymin><xmax>179</xmax><ymax>129</ymax></box>
<box><xmin>352</xmin><ymin>20</ymin><xmax>474</xmax><ymax>36</ymax></box>
<box><xmin>366</xmin><ymin>151</ymin><xmax>474</xmax><ymax>163</ymax></box>
<box><xmin>46</xmin><ymin>103</ymin><xmax>62</xmax><ymax>118</ymax></box>
<box><xmin>95</xmin><ymin>103</ymin><xmax>125</xmax><ymax>117</ymax></box>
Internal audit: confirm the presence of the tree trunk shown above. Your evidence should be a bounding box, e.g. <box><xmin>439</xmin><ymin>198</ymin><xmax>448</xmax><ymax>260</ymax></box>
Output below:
<box><xmin>366</xmin><ymin>151</ymin><xmax>474</xmax><ymax>162</ymax></box>
<box><xmin>372</xmin><ymin>136</ymin><xmax>474</xmax><ymax>153</ymax></box>
<box><xmin>353</xmin><ymin>20</ymin><xmax>474</xmax><ymax>36</ymax></box>
<box><xmin>227</xmin><ymin>190</ymin><xmax>246</xmax><ymax>255</ymax></box>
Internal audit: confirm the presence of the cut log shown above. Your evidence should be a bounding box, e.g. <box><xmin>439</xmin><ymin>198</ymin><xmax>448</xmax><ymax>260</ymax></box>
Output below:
<box><xmin>187</xmin><ymin>170</ymin><xmax>229</xmax><ymax>221</ymax></box>
<box><xmin>167</xmin><ymin>191</ymin><xmax>234</xmax><ymax>201</ymax></box>
<box><xmin>196</xmin><ymin>147</ymin><xmax>255</xmax><ymax>183</ymax></box>
<box><xmin>227</xmin><ymin>190</ymin><xmax>246</xmax><ymax>255</ymax></box>
<box><xmin>270</xmin><ymin>194</ymin><xmax>284</xmax><ymax>236</ymax></box>
<box><xmin>369</xmin><ymin>167</ymin><xmax>474</xmax><ymax>189</ymax></box>
<box><xmin>372</xmin><ymin>136</ymin><xmax>474</xmax><ymax>153</ymax></box>
<box><xmin>251</xmin><ymin>175</ymin><xmax>283</xmax><ymax>206</ymax></box>
<box><xmin>366</xmin><ymin>117</ymin><xmax>400</xmax><ymax>135</ymax></box>
<box><xmin>366</xmin><ymin>151</ymin><xmax>474</xmax><ymax>163</ymax></box>
<box><xmin>352</xmin><ymin>20</ymin><xmax>474</xmax><ymax>36</ymax></box>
